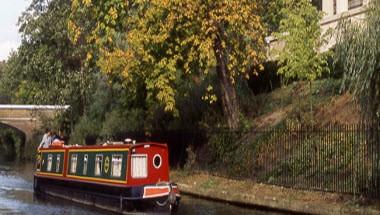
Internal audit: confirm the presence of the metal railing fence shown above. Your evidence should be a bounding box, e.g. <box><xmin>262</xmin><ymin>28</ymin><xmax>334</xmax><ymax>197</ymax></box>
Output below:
<box><xmin>118</xmin><ymin>123</ymin><xmax>380</xmax><ymax>198</ymax></box>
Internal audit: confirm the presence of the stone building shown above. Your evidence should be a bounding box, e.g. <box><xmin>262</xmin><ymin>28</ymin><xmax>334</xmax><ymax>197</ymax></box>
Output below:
<box><xmin>316</xmin><ymin>0</ymin><xmax>370</xmax><ymax>51</ymax></box>
<box><xmin>267</xmin><ymin>0</ymin><xmax>371</xmax><ymax>57</ymax></box>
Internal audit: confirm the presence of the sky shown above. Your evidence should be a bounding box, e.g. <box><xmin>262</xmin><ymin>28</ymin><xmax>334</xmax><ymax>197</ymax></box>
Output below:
<box><xmin>0</xmin><ymin>0</ymin><xmax>31</xmax><ymax>61</ymax></box>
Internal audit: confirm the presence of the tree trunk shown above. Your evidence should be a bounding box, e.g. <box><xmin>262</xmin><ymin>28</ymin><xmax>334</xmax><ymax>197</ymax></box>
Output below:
<box><xmin>214</xmin><ymin>36</ymin><xmax>240</xmax><ymax>130</ymax></box>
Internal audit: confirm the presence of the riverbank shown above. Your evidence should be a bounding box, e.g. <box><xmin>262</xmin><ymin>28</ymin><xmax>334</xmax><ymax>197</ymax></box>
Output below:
<box><xmin>171</xmin><ymin>170</ymin><xmax>380</xmax><ymax>215</ymax></box>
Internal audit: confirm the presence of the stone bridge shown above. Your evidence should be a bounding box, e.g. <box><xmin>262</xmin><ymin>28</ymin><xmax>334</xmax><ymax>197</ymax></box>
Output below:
<box><xmin>0</xmin><ymin>105</ymin><xmax>70</xmax><ymax>157</ymax></box>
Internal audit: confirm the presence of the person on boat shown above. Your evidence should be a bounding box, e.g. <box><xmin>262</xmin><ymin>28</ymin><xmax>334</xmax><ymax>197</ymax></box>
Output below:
<box><xmin>38</xmin><ymin>128</ymin><xmax>52</xmax><ymax>149</ymax></box>
<box><xmin>51</xmin><ymin>130</ymin><xmax>65</xmax><ymax>146</ymax></box>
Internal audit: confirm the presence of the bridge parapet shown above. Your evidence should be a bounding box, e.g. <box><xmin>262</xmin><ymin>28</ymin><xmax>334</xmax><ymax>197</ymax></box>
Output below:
<box><xmin>0</xmin><ymin>105</ymin><xmax>69</xmax><ymax>121</ymax></box>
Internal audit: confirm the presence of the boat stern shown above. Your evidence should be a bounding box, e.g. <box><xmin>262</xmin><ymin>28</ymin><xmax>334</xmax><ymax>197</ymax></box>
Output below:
<box><xmin>142</xmin><ymin>182</ymin><xmax>181</xmax><ymax>212</ymax></box>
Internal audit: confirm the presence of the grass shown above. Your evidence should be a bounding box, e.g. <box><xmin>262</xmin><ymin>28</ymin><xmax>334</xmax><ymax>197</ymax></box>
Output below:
<box><xmin>199</xmin><ymin>178</ymin><xmax>219</xmax><ymax>190</ymax></box>
<box><xmin>247</xmin><ymin>78</ymin><xmax>342</xmax><ymax>121</ymax></box>
<box><xmin>187</xmin><ymin>78</ymin><xmax>370</xmax><ymax>196</ymax></box>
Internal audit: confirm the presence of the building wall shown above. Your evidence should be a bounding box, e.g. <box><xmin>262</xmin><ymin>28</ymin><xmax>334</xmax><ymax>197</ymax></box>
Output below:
<box><xmin>321</xmin><ymin>0</ymin><xmax>370</xmax><ymax>16</ymax></box>
<box><xmin>320</xmin><ymin>0</ymin><xmax>369</xmax><ymax>52</ymax></box>
<box><xmin>266</xmin><ymin>0</ymin><xmax>371</xmax><ymax>58</ymax></box>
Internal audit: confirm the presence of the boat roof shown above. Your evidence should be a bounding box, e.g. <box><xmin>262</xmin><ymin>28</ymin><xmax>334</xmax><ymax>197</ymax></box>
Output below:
<box><xmin>39</xmin><ymin>142</ymin><xmax>167</xmax><ymax>151</ymax></box>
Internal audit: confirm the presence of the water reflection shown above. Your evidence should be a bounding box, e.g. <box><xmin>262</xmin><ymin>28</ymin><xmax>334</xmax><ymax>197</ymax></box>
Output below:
<box><xmin>0</xmin><ymin>163</ymin><xmax>104</xmax><ymax>215</ymax></box>
<box><xmin>0</xmin><ymin>162</ymin><xmax>281</xmax><ymax>215</ymax></box>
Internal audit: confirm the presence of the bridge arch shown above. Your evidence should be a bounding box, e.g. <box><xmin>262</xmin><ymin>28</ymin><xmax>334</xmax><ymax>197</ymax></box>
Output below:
<box><xmin>0</xmin><ymin>105</ymin><xmax>70</xmax><ymax>159</ymax></box>
<box><xmin>0</xmin><ymin>123</ymin><xmax>26</xmax><ymax>161</ymax></box>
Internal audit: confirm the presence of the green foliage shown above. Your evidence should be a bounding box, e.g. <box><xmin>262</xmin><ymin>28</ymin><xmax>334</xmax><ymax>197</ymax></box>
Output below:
<box><xmin>2</xmin><ymin>0</ymin><xmax>97</xmax><ymax>118</ymax></box>
<box><xmin>209</xmin><ymin>132</ymin><xmax>239</xmax><ymax>163</ymax></box>
<box><xmin>334</xmin><ymin>1</ymin><xmax>380</xmax><ymax>186</ymax></box>
<box><xmin>68</xmin><ymin>0</ymin><xmax>128</xmax><ymax>49</ymax></box>
<box><xmin>0</xmin><ymin>0</ymin><xmax>102</xmax><ymax>146</ymax></box>
<box><xmin>261</xmin><ymin>128</ymin><xmax>368</xmax><ymax>194</ymax></box>
<box><xmin>70</xmin><ymin>115</ymin><xmax>100</xmax><ymax>145</ymax></box>
<box><xmin>206</xmin><ymin>132</ymin><xmax>255</xmax><ymax>177</ymax></box>
<box><xmin>310</xmin><ymin>78</ymin><xmax>341</xmax><ymax>96</ymax></box>
<box><xmin>335</xmin><ymin>0</ymin><xmax>380</xmax><ymax>120</ymax></box>
<box><xmin>0</xmin><ymin>53</ymin><xmax>22</xmax><ymax>103</ymax></box>
<box><xmin>1</xmin><ymin>0</ymin><xmax>142</xmax><ymax>144</ymax></box>
<box><xmin>199</xmin><ymin>178</ymin><xmax>219</xmax><ymax>190</ymax></box>
<box><xmin>275</xmin><ymin>0</ymin><xmax>330</xmax><ymax>82</ymax></box>
<box><xmin>0</xmin><ymin>60</ymin><xmax>11</xmax><ymax>103</ymax></box>
<box><xmin>0</xmin><ymin>127</ymin><xmax>23</xmax><ymax>161</ymax></box>
<box><xmin>262</xmin><ymin>0</ymin><xmax>285</xmax><ymax>33</ymax></box>
<box><xmin>101</xmin><ymin>109</ymin><xmax>144</xmax><ymax>138</ymax></box>
<box><xmin>69</xmin><ymin>0</ymin><xmax>266</xmax><ymax>130</ymax></box>
<box><xmin>184</xmin><ymin>145</ymin><xmax>197</xmax><ymax>172</ymax></box>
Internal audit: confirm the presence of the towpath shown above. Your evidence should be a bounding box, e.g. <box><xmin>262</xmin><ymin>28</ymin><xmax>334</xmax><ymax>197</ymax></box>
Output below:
<box><xmin>171</xmin><ymin>170</ymin><xmax>380</xmax><ymax>215</ymax></box>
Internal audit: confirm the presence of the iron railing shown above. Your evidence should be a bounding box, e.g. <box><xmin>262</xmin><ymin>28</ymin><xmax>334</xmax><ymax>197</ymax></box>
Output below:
<box><xmin>118</xmin><ymin>124</ymin><xmax>380</xmax><ymax>198</ymax></box>
<box><xmin>251</xmin><ymin>124</ymin><xmax>380</xmax><ymax>198</ymax></box>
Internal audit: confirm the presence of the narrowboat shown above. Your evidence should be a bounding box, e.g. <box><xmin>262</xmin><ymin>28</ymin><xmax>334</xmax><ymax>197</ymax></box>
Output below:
<box><xmin>34</xmin><ymin>141</ymin><xmax>180</xmax><ymax>213</ymax></box>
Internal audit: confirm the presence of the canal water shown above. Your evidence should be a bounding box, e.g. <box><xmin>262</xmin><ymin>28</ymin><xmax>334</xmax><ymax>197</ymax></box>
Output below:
<box><xmin>0</xmin><ymin>162</ymin><xmax>281</xmax><ymax>215</ymax></box>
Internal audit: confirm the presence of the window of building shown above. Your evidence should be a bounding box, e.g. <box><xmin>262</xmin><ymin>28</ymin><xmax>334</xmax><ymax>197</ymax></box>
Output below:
<box><xmin>131</xmin><ymin>154</ymin><xmax>147</xmax><ymax>178</ymax></box>
<box><xmin>333</xmin><ymin>0</ymin><xmax>337</xmax><ymax>14</ymax></box>
<box><xmin>95</xmin><ymin>155</ymin><xmax>103</xmax><ymax>176</ymax></box>
<box><xmin>348</xmin><ymin>0</ymin><xmax>363</xmax><ymax>10</ymax></box>
<box><xmin>47</xmin><ymin>154</ymin><xmax>53</xmax><ymax>172</ymax></box>
<box><xmin>56</xmin><ymin>154</ymin><xmax>61</xmax><ymax>173</ymax></box>
<box><xmin>111</xmin><ymin>155</ymin><xmax>123</xmax><ymax>177</ymax></box>
<box><xmin>70</xmin><ymin>154</ymin><xmax>78</xmax><ymax>174</ymax></box>
<box><xmin>83</xmin><ymin>154</ymin><xmax>88</xmax><ymax>175</ymax></box>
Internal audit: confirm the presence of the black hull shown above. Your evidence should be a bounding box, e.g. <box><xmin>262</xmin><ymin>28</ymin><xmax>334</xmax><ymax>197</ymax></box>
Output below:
<box><xmin>34</xmin><ymin>176</ymin><xmax>180</xmax><ymax>214</ymax></box>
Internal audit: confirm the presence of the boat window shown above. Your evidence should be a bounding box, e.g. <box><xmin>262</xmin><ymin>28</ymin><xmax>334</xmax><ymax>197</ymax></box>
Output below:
<box><xmin>153</xmin><ymin>154</ymin><xmax>162</xmax><ymax>169</ymax></box>
<box><xmin>70</xmin><ymin>154</ymin><xmax>78</xmax><ymax>174</ymax></box>
<box><xmin>95</xmin><ymin>155</ymin><xmax>103</xmax><ymax>176</ymax></box>
<box><xmin>56</xmin><ymin>154</ymin><xmax>61</xmax><ymax>173</ymax></box>
<box><xmin>47</xmin><ymin>154</ymin><xmax>53</xmax><ymax>172</ymax></box>
<box><xmin>36</xmin><ymin>153</ymin><xmax>42</xmax><ymax>171</ymax></box>
<box><xmin>131</xmin><ymin>154</ymin><xmax>147</xmax><ymax>178</ymax></box>
<box><xmin>111</xmin><ymin>155</ymin><xmax>123</xmax><ymax>177</ymax></box>
<box><xmin>83</xmin><ymin>154</ymin><xmax>88</xmax><ymax>175</ymax></box>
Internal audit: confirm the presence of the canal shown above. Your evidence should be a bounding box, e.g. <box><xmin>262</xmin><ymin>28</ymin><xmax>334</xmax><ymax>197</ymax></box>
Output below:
<box><xmin>0</xmin><ymin>162</ymin><xmax>282</xmax><ymax>215</ymax></box>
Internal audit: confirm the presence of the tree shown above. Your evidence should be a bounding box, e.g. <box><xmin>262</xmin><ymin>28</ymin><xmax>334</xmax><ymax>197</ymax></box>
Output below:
<box><xmin>0</xmin><ymin>61</ymin><xmax>4</xmax><ymax>73</ymax></box>
<box><xmin>0</xmin><ymin>61</ymin><xmax>9</xmax><ymax>103</ymax></box>
<box><xmin>335</xmin><ymin>0</ymin><xmax>380</xmax><ymax>192</ymax></box>
<box><xmin>9</xmin><ymin>0</ymin><xmax>96</xmax><ymax>117</ymax></box>
<box><xmin>262</xmin><ymin>0</ymin><xmax>285</xmax><ymax>34</ymax></box>
<box><xmin>335</xmin><ymin>0</ymin><xmax>380</xmax><ymax>122</ymax></box>
<box><xmin>275</xmin><ymin>0</ymin><xmax>329</xmax><ymax>82</ymax></box>
<box><xmin>70</xmin><ymin>0</ymin><xmax>266</xmax><ymax>130</ymax></box>
<box><xmin>0</xmin><ymin>53</ymin><xmax>22</xmax><ymax>104</ymax></box>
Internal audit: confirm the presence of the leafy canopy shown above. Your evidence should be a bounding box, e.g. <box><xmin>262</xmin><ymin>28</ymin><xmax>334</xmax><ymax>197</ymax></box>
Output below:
<box><xmin>69</xmin><ymin>0</ymin><xmax>265</xmax><ymax>115</ymax></box>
